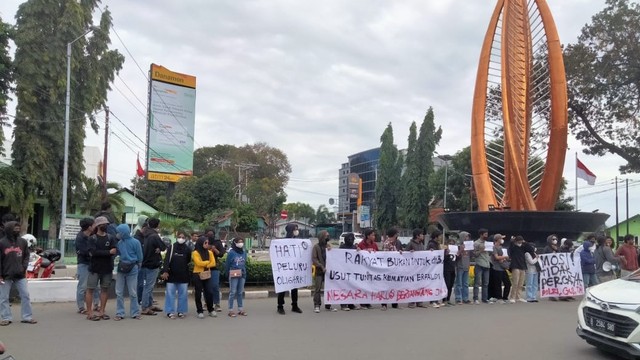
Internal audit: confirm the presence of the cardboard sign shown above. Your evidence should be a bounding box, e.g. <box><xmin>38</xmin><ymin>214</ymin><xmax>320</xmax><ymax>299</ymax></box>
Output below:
<box><xmin>269</xmin><ymin>238</ymin><xmax>313</xmax><ymax>293</ymax></box>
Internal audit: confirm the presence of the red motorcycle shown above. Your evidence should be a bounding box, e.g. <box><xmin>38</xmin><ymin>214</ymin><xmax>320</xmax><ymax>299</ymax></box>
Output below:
<box><xmin>24</xmin><ymin>234</ymin><xmax>61</xmax><ymax>279</ymax></box>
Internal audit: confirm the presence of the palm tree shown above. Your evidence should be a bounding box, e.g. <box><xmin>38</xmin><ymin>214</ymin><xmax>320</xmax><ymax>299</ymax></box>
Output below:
<box><xmin>74</xmin><ymin>175</ymin><xmax>125</xmax><ymax>216</ymax></box>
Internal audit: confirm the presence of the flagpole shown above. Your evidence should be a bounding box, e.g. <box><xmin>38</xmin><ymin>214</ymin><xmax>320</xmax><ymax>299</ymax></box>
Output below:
<box><xmin>575</xmin><ymin>152</ymin><xmax>578</xmax><ymax>211</ymax></box>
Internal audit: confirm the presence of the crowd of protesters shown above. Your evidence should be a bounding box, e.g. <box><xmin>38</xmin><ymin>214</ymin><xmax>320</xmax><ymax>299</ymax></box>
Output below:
<box><xmin>1</xmin><ymin>204</ymin><xmax>639</xmax><ymax>324</ymax></box>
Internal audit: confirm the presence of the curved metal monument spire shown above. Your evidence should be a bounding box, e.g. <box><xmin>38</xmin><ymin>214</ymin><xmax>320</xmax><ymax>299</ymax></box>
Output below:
<box><xmin>471</xmin><ymin>0</ymin><xmax>568</xmax><ymax>211</ymax></box>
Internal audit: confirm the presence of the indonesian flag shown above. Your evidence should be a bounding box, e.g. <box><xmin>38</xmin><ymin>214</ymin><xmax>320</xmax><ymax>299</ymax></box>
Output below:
<box><xmin>136</xmin><ymin>156</ymin><xmax>146</xmax><ymax>177</ymax></box>
<box><xmin>576</xmin><ymin>158</ymin><xmax>596</xmax><ymax>185</ymax></box>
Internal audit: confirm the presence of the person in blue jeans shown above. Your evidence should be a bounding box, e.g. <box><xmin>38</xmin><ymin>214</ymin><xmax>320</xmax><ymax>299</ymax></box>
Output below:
<box><xmin>454</xmin><ymin>232</ymin><xmax>471</xmax><ymax>304</ymax></box>
<box><xmin>0</xmin><ymin>222</ymin><xmax>36</xmax><ymax>326</ymax></box>
<box><xmin>75</xmin><ymin>217</ymin><xmax>99</xmax><ymax>314</ymax></box>
<box><xmin>473</xmin><ymin>228</ymin><xmax>491</xmax><ymax>304</ymax></box>
<box><xmin>160</xmin><ymin>232</ymin><xmax>191</xmax><ymax>319</ymax></box>
<box><xmin>204</xmin><ymin>228</ymin><xmax>225</xmax><ymax>313</ymax></box>
<box><xmin>140</xmin><ymin>218</ymin><xmax>166</xmax><ymax>316</ymax></box>
<box><xmin>114</xmin><ymin>224</ymin><xmax>143</xmax><ymax>321</ymax></box>
<box><xmin>580</xmin><ymin>240</ymin><xmax>598</xmax><ymax>288</ymax></box>
<box><xmin>524</xmin><ymin>243</ymin><xmax>540</xmax><ymax>302</ymax></box>
<box><xmin>226</xmin><ymin>237</ymin><xmax>247</xmax><ymax>317</ymax></box>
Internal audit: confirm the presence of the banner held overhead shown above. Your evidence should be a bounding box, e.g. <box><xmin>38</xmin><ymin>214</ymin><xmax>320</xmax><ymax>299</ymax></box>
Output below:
<box><xmin>146</xmin><ymin>63</ymin><xmax>196</xmax><ymax>182</ymax></box>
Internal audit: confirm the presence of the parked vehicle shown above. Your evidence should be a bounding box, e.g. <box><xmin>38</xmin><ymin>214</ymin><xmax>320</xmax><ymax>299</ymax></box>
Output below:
<box><xmin>577</xmin><ymin>269</ymin><xmax>640</xmax><ymax>359</ymax></box>
<box><xmin>24</xmin><ymin>234</ymin><xmax>61</xmax><ymax>279</ymax></box>
<box><xmin>338</xmin><ymin>232</ymin><xmax>364</xmax><ymax>246</ymax></box>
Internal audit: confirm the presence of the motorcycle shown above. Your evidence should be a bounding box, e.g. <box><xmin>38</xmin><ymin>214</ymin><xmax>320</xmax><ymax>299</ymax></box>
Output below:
<box><xmin>23</xmin><ymin>234</ymin><xmax>61</xmax><ymax>279</ymax></box>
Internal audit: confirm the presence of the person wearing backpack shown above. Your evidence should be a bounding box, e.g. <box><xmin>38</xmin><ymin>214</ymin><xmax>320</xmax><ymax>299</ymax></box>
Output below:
<box><xmin>160</xmin><ymin>232</ymin><xmax>191</xmax><ymax>319</ymax></box>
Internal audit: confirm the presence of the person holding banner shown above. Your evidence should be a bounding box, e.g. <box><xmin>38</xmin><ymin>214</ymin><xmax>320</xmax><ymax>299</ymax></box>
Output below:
<box><xmin>443</xmin><ymin>239</ymin><xmax>457</xmax><ymax>306</ymax></box>
<box><xmin>406</xmin><ymin>229</ymin><xmax>427</xmax><ymax>309</ymax></box>
<box><xmin>276</xmin><ymin>224</ymin><xmax>304</xmax><ymax>315</ymax></box>
<box><xmin>339</xmin><ymin>233</ymin><xmax>358</xmax><ymax>311</ymax></box>
<box><xmin>542</xmin><ymin>235</ymin><xmax>560</xmax><ymax>301</ymax></box>
<box><xmin>381</xmin><ymin>228</ymin><xmax>403</xmax><ymax>310</ymax></box>
<box><xmin>473</xmin><ymin>229</ymin><xmax>491</xmax><ymax>304</ymax></box>
<box><xmin>312</xmin><ymin>231</ymin><xmax>336</xmax><ymax>313</ymax></box>
<box><xmin>357</xmin><ymin>229</ymin><xmax>379</xmax><ymax>309</ymax></box>
<box><xmin>488</xmin><ymin>234</ymin><xmax>511</xmax><ymax>304</ymax></box>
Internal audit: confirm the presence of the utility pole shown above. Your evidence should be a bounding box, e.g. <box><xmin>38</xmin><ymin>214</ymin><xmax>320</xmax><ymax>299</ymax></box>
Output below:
<box><xmin>235</xmin><ymin>163</ymin><xmax>259</xmax><ymax>202</ymax></box>
<box><xmin>615</xmin><ymin>176</ymin><xmax>619</xmax><ymax>246</ymax></box>
<box><xmin>626</xmin><ymin>178</ymin><xmax>630</xmax><ymax>236</ymax></box>
<box><xmin>102</xmin><ymin>106</ymin><xmax>109</xmax><ymax>201</ymax></box>
<box><xmin>215</xmin><ymin>159</ymin><xmax>231</xmax><ymax>170</ymax></box>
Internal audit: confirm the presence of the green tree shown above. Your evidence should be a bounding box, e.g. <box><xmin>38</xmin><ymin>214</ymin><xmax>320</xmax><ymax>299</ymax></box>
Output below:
<box><xmin>0</xmin><ymin>17</ymin><xmax>12</xmax><ymax>152</ymax></box>
<box><xmin>315</xmin><ymin>204</ymin><xmax>335</xmax><ymax>224</ymax></box>
<box><xmin>282</xmin><ymin>202</ymin><xmax>315</xmax><ymax>223</ymax></box>
<box><xmin>399</xmin><ymin>122</ymin><xmax>418</xmax><ymax>227</ymax></box>
<box><xmin>232</xmin><ymin>202</ymin><xmax>258</xmax><ymax>233</ymax></box>
<box><xmin>375</xmin><ymin>123</ymin><xmax>399</xmax><ymax>232</ymax></box>
<box><xmin>74</xmin><ymin>175</ymin><xmax>124</xmax><ymax>216</ymax></box>
<box><xmin>564</xmin><ymin>0</ymin><xmax>640</xmax><ymax>173</ymax></box>
<box><xmin>172</xmin><ymin>171</ymin><xmax>235</xmax><ymax>221</ymax></box>
<box><xmin>11</xmin><ymin>1</ymin><xmax>124</xmax><ymax>239</ymax></box>
<box><xmin>245</xmin><ymin>177</ymin><xmax>286</xmax><ymax>236</ymax></box>
<box><xmin>403</xmin><ymin>108</ymin><xmax>441</xmax><ymax>229</ymax></box>
<box><xmin>0</xmin><ymin>166</ymin><xmax>28</xmax><ymax>217</ymax></box>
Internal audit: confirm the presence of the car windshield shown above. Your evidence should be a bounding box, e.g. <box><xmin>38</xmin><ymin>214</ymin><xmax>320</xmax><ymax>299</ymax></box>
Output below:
<box><xmin>623</xmin><ymin>269</ymin><xmax>640</xmax><ymax>282</ymax></box>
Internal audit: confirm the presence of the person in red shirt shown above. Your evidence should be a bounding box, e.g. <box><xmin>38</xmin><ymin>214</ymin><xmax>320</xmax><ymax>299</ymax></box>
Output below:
<box><xmin>357</xmin><ymin>229</ymin><xmax>379</xmax><ymax>252</ymax></box>
<box><xmin>615</xmin><ymin>234</ymin><xmax>639</xmax><ymax>277</ymax></box>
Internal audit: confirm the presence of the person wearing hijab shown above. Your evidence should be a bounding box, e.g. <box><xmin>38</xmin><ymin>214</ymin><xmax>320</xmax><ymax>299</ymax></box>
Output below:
<box><xmin>339</xmin><ymin>232</ymin><xmax>357</xmax><ymax>311</ymax></box>
<box><xmin>226</xmin><ymin>237</ymin><xmax>248</xmax><ymax>317</ymax></box>
<box><xmin>276</xmin><ymin>223</ymin><xmax>304</xmax><ymax>315</ymax></box>
<box><xmin>192</xmin><ymin>237</ymin><xmax>216</xmax><ymax>319</ymax></box>
<box><xmin>524</xmin><ymin>242</ymin><xmax>540</xmax><ymax>302</ymax></box>
<box><xmin>312</xmin><ymin>230</ymin><xmax>335</xmax><ymax>313</ymax></box>
<box><xmin>0</xmin><ymin>221</ymin><xmax>36</xmax><ymax>325</ymax></box>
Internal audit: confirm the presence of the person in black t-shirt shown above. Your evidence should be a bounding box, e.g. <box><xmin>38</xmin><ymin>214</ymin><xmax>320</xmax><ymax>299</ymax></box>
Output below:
<box><xmin>85</xmin><ymin>217</ymin><xmax>117</xmax><ymax>321</ymax></box>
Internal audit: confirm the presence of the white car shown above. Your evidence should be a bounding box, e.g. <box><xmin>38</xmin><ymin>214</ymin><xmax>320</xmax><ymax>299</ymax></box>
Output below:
<box><xmin>577</xmin><ymin>270</ymin><xmax>640</xmax><ymax>359</ymax></box>
<box><xmin>338</xmin><ymin>232</ymin><xmax>364</xmax><ymax>246</ymax></box>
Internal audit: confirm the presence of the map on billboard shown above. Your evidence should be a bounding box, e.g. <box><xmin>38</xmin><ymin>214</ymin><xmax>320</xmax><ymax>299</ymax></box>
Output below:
<box><xmin>147</xmin><ymin>64</ymin><xmax>196</xmax><ymax>182</ymax></box>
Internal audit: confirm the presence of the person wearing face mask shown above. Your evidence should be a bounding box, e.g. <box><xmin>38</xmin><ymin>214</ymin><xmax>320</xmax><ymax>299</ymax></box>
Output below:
<box><xmin>312</xmin><ymin>230</ymin><xmax>335</xmax><ymax>313</ymax></box>
<box><xmin>276</xmin><ymin>223</ymin><xmax>304</xmax><ymax>315</ymax></box>
<box><xmin>140</xmin><ymin>218</ymin><xmax>166</xmax><ymax>315</ymax></box>
<box><xmin>508</xmin><ymin>235</ymin><xmax>527</xmax><ymax>303</ymax></box>
<box><xmin>0</xmin><ymin>221</ymin><xmax>36</xmax><ymax>326</ymax></box>
<box><xmin>85</xmin><ymin>216</ymin><xmax>117</xmax><ymax>321</ymax></box>
<box><xmin>542</xmin><ymin>234</ymin><xmax>560</xmax><ymax>301</ymax></box>
<box><xmin>489</xmin><ymin>234</ymin><xmax>511</xmax><ymax>304</ymax></box>
<box><xmin>524</xmin><ymin>242</ymin><xmax>540</xmax><ymax>302</ymax></box>
<box><xmin>226</xmin><ymin>237</ymin><xmax>248</xmax><ymax>317</ymax></box>
<box><xmin>595</xmin><ymin>235</ymin><xmax>622</xmax><ymax>283</ymax></box>
<box><xmin>339</xmin><ymin>232</ymin><xmax>358</xmax><ymax>311</ymax></box>
<box><xmin>160</xmin><ymin>232</ymin><xmax>191</xmax><ymax>319</ymax></box>
<box><xmin>580</xmin><ymin>240</ymin><xmax>598</xmax><ymax>288</ymax></box>
<box><xmin>202</xmin><ymin>228</ymin><xmax>225</xmax><ymax>313</ymax></box>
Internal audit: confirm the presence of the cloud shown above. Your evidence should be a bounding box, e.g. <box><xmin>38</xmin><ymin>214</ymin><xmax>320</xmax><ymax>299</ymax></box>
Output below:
<box><xmin>1</xmin><ymin>0</ymin><xmax>637</xmax><ymax>225</ymax></box>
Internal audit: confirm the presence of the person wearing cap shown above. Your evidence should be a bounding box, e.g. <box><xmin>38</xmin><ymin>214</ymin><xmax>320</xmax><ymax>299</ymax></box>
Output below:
<box><xmin>489</xmin><ymin>234</ymin><xmax>511</xmax><ymax>304</ymax></box>
<box><xmin>473</xmin><ymin>228</ymin><xmax>491</xmax><ymax>304</ymax></box>
<box><xmin>508</xmin><ymin>235</ymin><xmax>527</xmax><ymax>303</ymax></box>
<box><xmin>75</xmin><ymin>217</ymin><xmax>99</xmax><ymax>314</ymax></box>
<box><xmin>455</xmin><ymin>232</ymin><xmax>471</xmax><ymax>304</ymax></box>
<box><xmin>85</xmin><ymin>216</ymin><xmax>117</xmax><ymax>321</ymax></box>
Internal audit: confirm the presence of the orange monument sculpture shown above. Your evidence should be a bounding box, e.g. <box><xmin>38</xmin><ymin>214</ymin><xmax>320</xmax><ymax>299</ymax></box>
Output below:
<box><xmin>471</xmin><ymin>0</ymin><xmax>567</xmax><ymax>211</ymax></box>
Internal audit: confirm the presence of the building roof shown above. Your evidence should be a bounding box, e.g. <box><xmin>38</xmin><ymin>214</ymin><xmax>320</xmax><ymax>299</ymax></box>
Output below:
<box><xmin>606</xmin><ymin>214</ymin><xmax>640</xmax><ymax>230</ymax></box>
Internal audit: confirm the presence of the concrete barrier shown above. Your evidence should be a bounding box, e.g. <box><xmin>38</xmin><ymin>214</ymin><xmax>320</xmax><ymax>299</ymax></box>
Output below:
<box><xmin>28</xmin><ymin>278</ymin><xmax>77</xmax><ymax>303</ymax></box>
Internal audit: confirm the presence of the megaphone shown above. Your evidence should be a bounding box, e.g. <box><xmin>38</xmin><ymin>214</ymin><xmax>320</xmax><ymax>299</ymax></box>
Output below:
<box><xmin>603</xmin><ymin>261</ymin><xmax>620</xmax><ymax>272</ymax></box>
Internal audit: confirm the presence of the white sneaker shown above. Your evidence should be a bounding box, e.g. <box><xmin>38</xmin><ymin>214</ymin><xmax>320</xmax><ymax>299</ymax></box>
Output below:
<box><xmin>208</xmin><ymin>311</ymin><xmax>217</xmax><ymax>318</ymax></box>
<box><xmin>518</xmin><ymin>299</ymin><xmax>527</xmax><ymax>303</ymax></box>
<box><xmin>431</xmin><ymin>303</ymin><xmax>440</xmax><ymax>308</ymax></box>
<box><xmin>474</xmin><ymin>300</ymin><xmax>480</xmax><ymax>305</ymax></box>
<box><xmin>342</xmin><ymin>307</ymin><xmax>350</xmax><ymax>311</ymax></box>
<box><xmin>509</xmin><ymin>299</ymin><xmax>516</xmax><ymax>304</ymax></box>
<box><xmin>489</xmin><ymin>297</ymin><xmax>498</xmax><ymax>302</ymax></box>
<box><xmin>331</xmin><ymin>308</ymin><xmax>338</xmax><ymax>312</ymax></box>
<box><xmin>314</xmin><ymin>307</ymin><xmax>320</xmax><ymax>313</ymax></box>
<box><xmin>197</xmin><ymin>313</ymin><xmax>204</xmax><ymax>319</ymax></box>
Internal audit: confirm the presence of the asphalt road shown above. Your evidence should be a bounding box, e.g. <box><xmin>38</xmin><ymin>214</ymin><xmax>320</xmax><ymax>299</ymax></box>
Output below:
<box><xmin>0</xmin><ymin>297</ymin><xmax>622</xmax><ymax>360</ymax></box>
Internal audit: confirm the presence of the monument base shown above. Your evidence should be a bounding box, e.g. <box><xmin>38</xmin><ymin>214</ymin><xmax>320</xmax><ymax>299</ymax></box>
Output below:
<box><xmin>438</xmin><ymin>211</ymin><xmax>610</xmax><ymax>246</ymax></box>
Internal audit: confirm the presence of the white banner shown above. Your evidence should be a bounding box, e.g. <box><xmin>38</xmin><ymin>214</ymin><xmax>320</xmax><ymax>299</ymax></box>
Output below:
<box><xmin>324</xmin><ymin>249</ymin><xmax>448</xmax><ymax>304</ymax></box>
<box><xmin>539</xmin><ymin>253</ymin><xmax>585</xmax><ymax>298</ymax></box>
<box><xmin>269</xmin><ymin>238</ymin><xmax>313</xmax><ymax>293</ymax></box>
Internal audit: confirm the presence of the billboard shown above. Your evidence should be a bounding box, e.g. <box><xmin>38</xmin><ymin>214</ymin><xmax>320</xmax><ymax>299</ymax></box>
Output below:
<box><xmin>147</xmin><ymin>64</ymin><xmax>196</xmax><ymax>182</ymax></box>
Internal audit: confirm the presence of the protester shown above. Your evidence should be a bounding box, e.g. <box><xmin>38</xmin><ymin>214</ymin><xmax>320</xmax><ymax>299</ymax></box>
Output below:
<box><xmin>406</xmin><ymin>228</ymin><xmax>426</xmax><ymax>308</ymax></box>
<box><xmin>381</xmin><ymin>228</ymin><xmax>403</xmax><ymax>310</ymax></box>
<box><xmin>508</xmin><ymin>235</ymin><xmax>527</xmax><ymax>303</ymax></box>
<box><xmin>0</xmin><ymin>214</ymin><xmax>15</xmax><ymax>241</ymax></box>
<box><xmin>203</xmin><ymin>228</ymin><xmax>225</xmax><ymax>313</ymax></box>
<box><xmin>595</xmin><ymin>235</ymin><xmax>621</xmax><ymax>283</ymax></box>
<box><xmin>339</xmin><ymin>233</ymin><xmax>357</xmax><ymax>311</ymax></box>
<box><xmin>161</xmin><ymin>232</ymin><xmax>191</xmax><ymax>319</ymax></box>
<box><xmin>189</xmin><ymin>231</ymin><xmax>199</xmax><ymax>252</ymax></box>
<box><xmin>114</xmin><ymin>224</ymin><xmax>143</xmax><ymax>321</ymax></box>
<box><xmin>357</xmin><ymin>228</ymin><xmax>378</xmax><ymax>309</ymax></box>
<box><xmin>443</xmin><ymin>238</ymin><xmax>457</xmax><ymax>306</ymax></box>
<box><xmin>616</xmin><ymin>234</ymin><xmax>638</xmax><ymax>277</ymax></box>
<box><xmin>75</xmin><ymin>217</ymin><xmax>99</xmax><ymax>314</ymax></box>
<box><xmin>85</xmin><ymin>217</ymin><xmax>117</xmax><ymax>321</ymax></box>
<box><xmin>455</xmin><ymin>232</ymin><xmax>471</xmax><ymax>304</ymax></box>
<box><xmin>558</xmin><ymin>239</ymin><xmax>577</xmax><ymax>301</ymax></box>
<box><xmin>133</xmin><ymin>216</ymin><xmax>148</xmax><ymax>306</ymax></box>
<box><xmin>312</xmin><ymin>230</ymin><xmax>335</xmax><ymax>313</ymax></box>
<box><xmin>276</xmin><ymin>224</ymin><xmax>304</xmax><ymax>315</ymax></box>
<box><xmin>473</xmin><ymin>228</ymin><xmax>491</xmax><ymax>304</ymax></box>
<box><xmin>542</xmin><ymin>234</ymin><xmax>560</xmax><ymax>301</ymax></box>
<box><xmin>94</xmin><ymin>201</ymin><xmax>118</xmax><ymax>236</ymax></box>
<box><xmin>227</xmin><ymin>237</ymin><xmax>248</xmax><ymax>317</ymax></box>
<box><xmin>524</xmin><ymin>242</ymin><xmax>540</xmax><ymax>302</ymax></box>
<box><xmin>140</xmin><ymin>218</ymin><xmax>166</xmax><ymax>315</ymax></box>
<box><xmin>0</xmin><ymin>221</ymin><xmax>36</xmax><ymax>326</ymax></box>
<box><xmin>580</xmin><ymin>240</ymin><xmax>598</xmax><ymax>288</ymax></box>
<box><xmin>489</xmin><ymin>234</ymin><xmax>511</xmax><ymax>304</ymax></box>
<box><xmin>192</xmin><ymin>237</ymin><xmax>216</xmax><ymax>319</ymax></box>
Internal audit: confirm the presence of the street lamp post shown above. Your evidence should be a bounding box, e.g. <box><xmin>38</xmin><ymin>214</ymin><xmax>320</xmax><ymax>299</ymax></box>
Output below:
<box><xmin>60</xmin><ymin>29</ymin><xmax>93</xmax><ymax>264</ymax></box>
